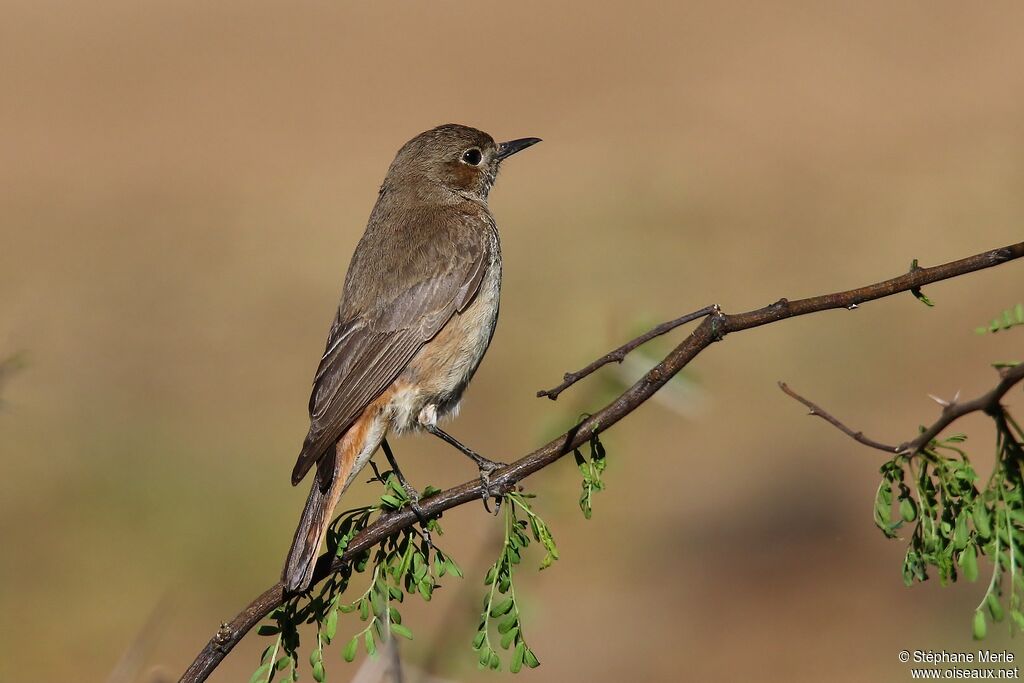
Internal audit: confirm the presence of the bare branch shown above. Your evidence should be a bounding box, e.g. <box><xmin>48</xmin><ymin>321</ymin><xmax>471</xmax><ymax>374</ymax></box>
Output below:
<box><xmin>539</xmin><ymin>243</ymin><xmax>1024</xmax><ymax>398</ymax></box>
<box><xmin>779</xmin><ymin>363</ymin><xmax>1024</xmax><ymax>456</ymax></box>
<box><xmin>180</xmin><ymin>240</ymin><xmax>1024</xmax><ymax>683</ymax></box>
<box><xmin>777</xmin><ymin>382</ymin><xmax>900</xmax><ymax>453</ymax></box>
<box><xmin>536</xmin><ymin>305</ymin><xmax>720</xmax><ymax>400</ymax></box>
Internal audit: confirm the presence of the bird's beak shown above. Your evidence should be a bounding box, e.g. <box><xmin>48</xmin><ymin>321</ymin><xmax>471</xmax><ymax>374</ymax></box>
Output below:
<box><xmin>496</xmin><ymin>137</ymin><xmax>542</xmax><ymax>160</ymax></box>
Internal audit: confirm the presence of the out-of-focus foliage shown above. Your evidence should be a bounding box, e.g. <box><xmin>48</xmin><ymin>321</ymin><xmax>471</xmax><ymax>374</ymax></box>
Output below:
<box><xmin>976</xmin><ymin>304</ymin><xmax>1024</xmax><ymax>335</ymax></box>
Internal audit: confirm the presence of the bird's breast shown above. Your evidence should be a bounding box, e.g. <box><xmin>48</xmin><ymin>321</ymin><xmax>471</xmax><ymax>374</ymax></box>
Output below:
<box><xmin>391</xmin><ymin>251</ymin><xmax>501</xmax><ymax>432</ymax></box>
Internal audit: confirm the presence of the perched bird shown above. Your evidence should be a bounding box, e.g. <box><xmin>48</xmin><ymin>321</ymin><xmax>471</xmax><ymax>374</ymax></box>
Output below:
<box><xmin>283</xmin><ymin>124</ymin><xmax>540</xmax><ymax>592</ymax></box>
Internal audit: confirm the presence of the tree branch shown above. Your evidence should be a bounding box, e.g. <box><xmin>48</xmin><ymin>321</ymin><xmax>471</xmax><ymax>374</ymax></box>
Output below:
<box><xmin>779</xmin><ymin>361</ymin><xmax>1024</xmax><ymax>457</ymax></box>
<box><xmin>536</xmin><ymin>305</ymin><xmax>720</xmax><ymax>400</ymax></box>
<box><xmin>777</xmin><ymin>381</ymin><xmax>901</xmax><ymax>453</ymax></box>
<box><xmin>180</xmin><ymin>240</ymin><xmax>1024</xmax><ymax>683</ymax></box>
<box><xmin>894</xmin><ymin>363</ymin><xmax>1024</xmax><ymax>454</ymax></box>
<box><xmin>538</xmin><ymin>243</ymin><xmax>1024</xmax><ymax>399</ymax></box>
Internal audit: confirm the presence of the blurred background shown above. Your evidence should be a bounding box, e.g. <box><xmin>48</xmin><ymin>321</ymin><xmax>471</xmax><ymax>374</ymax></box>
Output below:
<box><xmin>2</xmin><ymin>1</ymin><xmax>1023</xmax><ymax>681</ymax></box>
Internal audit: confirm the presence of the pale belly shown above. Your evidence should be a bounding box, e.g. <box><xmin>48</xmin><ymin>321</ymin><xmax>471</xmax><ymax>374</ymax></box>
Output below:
<box><xmin>388</xmin><ymin>258</ymin><xmax>501</xmax><ymax>433</ymax></box>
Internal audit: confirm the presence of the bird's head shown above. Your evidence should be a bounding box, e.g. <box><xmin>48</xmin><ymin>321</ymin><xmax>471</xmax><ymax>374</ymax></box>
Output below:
<box><xmin>384</xmin><ymin>124</ymin><xmax>540</xmax><ymax>202</ymax></box>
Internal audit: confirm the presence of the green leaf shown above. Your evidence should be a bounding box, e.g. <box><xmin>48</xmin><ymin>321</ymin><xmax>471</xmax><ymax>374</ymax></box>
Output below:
<box><xmin>1012</xmin><ymin>611</ymin><xmax>1024</xmax><ymax>631</ymax></box>
<box><xmin>973</xmin><ymin>500</ymin><xmax>992</xmax><ymax>539</ymax></box>
<box><xmin>472</xmin><ymin>630</ymin><xmax>486</xmax><ymax>650</ymax></box>
<box><xmin>248</xmin><ymin>664</ymin><xmax>271</xmax><ymax>683</ymax></box>
<box><xmin>364</xmin><ymin>629</ymin><xmax>376</xmax><ymax>656</ymax></box>
<box><xmin>312</xmin><ymin>661</ymin><xmax>325</xmax><ymax>682</ymax></box>
<box><xmin>445</xmin><ymin>557</ymin><xmax>464</xmax><ymax>578</ymax></box>
<box><xmin>379</xmin><ymin>494</ymin><xmax>403</xmax><ymax>509</ymax></box>
<box><xmin>973</xmin><ymin>609</ymin><xmax>987</xmax><ymax>640</ymax></box>
<box><xmin>386</xmin><ymin>474</ymin><xmax>406</xmax><ymax>497</ymax></box>
<box><xmin>987</xmin><ymin>593</ymin><xmax>1004</xmax><ymax>622</ymax></box>
<box><xmin>370</xmin><ymin>589</ymin><xmax>385</xmax><ymax>617</ymax></box>
<box><xmin>873</xmin><ymin>480</ymin><xmax>900</xmax><ymax>539</ymax></box>
<box><xmin>958</xmin><ymin>545</ymin><xmax>979</xmax><ymax>582</ymax></box>
<box><xmin>490</xmin><ymin>597</ymin><xmax>514</xmax><ymax>618</ymax></box>
<box><xmin>324</xmin><ymin>609</ymin><xmax>338</xmax><ymax>642</ymax></box>
<box><xmin>343</xmin><ymin>637</ymin><xmax>358</xmax><ymax>663</ymax></box>
<box><xmin>511</xmin><ymin>642</ymin><xmax>526</xmax><ymax>673</ymax></box>
<box><xmin>390</xmin><ymin>623</ymin><xmax>414</xmax><ymax>640</ymax></box>
<box><xmin>497</xmin><ymin>615</ymin><xmax>518</xmax><ymax>634</ymax></box>
<box><xmin>911</xmin><ymin>288</ymin><xmax>934</xmax><ymax>307</ymax></box>
<box><xmin>500</xmin><ymin>626</ymin><xmax>519</xmax><ymax>650</ymax></box>
<box><xmin>953</xmin><ymin>514</ymin><xmax>970</xmax><ymax>551</ymax></box>
<box><xmin>899</xmin><ymin>497</ymin><xmax>917</xmax><ymax>522</ymax></box>
<box><xmin>524</xmin><ymin>648</ymin><xmax>541</xmax><ymax>668</ymax></box>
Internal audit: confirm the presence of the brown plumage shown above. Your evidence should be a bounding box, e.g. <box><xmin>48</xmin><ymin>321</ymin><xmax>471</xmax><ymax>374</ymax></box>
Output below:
<box><xmin>283</xmin><ymin>124</ymin><xmax>540</xmax><ymax>592</ymax></box>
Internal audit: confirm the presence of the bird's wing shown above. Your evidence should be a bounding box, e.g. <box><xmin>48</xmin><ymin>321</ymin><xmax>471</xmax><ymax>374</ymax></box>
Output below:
<box><xmin>291</xmin><ymin>222</ymin><xmax>491</xmax><ymax>485</ymax></box>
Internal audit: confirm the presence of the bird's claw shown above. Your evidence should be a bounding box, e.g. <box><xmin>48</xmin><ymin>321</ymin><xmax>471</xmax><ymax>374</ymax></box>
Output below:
<box><xmin>477</xmin><ymin>459</ymin><xmax>506</xmax><ymax>515</ymax></box>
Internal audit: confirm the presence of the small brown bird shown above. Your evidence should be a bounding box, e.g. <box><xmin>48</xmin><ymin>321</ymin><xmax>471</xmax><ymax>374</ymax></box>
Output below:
<box><xmin>283</xmin><ymin>124</ymin><xmax>540</xmax><ymax>592</ymax></box>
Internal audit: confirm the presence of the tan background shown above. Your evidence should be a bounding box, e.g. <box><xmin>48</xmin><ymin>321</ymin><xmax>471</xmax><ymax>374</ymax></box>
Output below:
<box><xmin>2</xmin><ymin>1</ymin><xmax>1023</xmax><ymax>681</ymax></box>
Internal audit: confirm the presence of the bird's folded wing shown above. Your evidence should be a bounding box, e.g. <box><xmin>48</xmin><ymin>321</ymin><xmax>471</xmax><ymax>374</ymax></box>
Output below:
<box><xmin>291</xmin><ymin>228</ymin><xmax>491</xmax><ymax>485</ymax></box>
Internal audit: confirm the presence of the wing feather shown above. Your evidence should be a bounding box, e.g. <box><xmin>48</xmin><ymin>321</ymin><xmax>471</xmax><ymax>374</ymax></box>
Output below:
<box><xmin>291</xmin><ymin>215</ymin><xmax>492</xmax><ymax>485</ymax></box>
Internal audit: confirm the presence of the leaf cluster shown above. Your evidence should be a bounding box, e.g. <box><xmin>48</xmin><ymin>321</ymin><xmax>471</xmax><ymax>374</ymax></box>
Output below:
<box><xmin>249</xmin><ymin>424</ymin><xmax>616</xmax><ymax>680</ymax></box>
<box><xmin>874</xmin><ymin>410</ymin><xmax>1024</xmax><ymax>639</ymax></box>
<box><xmin>473</xmin><ymin>492</ymin><xmax>557</xmax><ymax>673</ymax></box>
<box><xmin>575</xmin><ymin>428</ymin><xmax>608</xmax><ymax>519</ymax></box>
<box><xmin>250</xmin><ymin>472</ymin><xmax>460</xmax><ymax>682</ymax></box>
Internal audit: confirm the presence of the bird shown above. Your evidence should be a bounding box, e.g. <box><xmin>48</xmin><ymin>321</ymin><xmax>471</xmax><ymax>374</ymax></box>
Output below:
<box><xmin>282</xmin><ymin>124</ymin><xmax>541</xmax><ymax>592</ymax></box>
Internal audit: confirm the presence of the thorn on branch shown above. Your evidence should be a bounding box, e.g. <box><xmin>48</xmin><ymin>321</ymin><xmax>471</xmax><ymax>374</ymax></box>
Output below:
<box><xmin>927</xmin><ymin>390</ymin><xmax>960</xmax><ymax>408</ymax></box>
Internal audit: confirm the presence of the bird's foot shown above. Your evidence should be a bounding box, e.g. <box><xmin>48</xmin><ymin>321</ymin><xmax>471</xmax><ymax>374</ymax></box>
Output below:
<box><xmin>419</xmin><ymin>422</ymin><xmax>506</xmax><ymax>514</ymax></box>
<box><xmin>475</xmin><ymin>457</ymin><xmax>507</xmax><ymax>515</ymax></box>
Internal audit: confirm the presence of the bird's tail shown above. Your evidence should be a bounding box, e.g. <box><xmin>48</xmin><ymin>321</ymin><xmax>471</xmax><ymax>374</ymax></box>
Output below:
<box><xmin>282</xmin><ymin>451</ymin><xmax>347</xmax><ymax>592</ymax></box>
<box><xmin>282</xmin><ymin>407</ymin><xmax>386</xmax><ymax>592</ymax></box>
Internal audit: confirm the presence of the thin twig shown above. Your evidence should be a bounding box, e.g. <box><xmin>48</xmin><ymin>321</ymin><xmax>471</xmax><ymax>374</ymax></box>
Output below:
<box><xmin>180</xmin><ymin>240</ymin><xmax>1024</xmax><ymax>683</ymax></box>
<box><xmin>536</xmin><ymin>305</ymin><xmax>719</xmax><ymax>400</ymax></box>
<box><xmin>777</xmin><ymin>382</ymin><xmax>900</xmax><ymax>453</ymax></box>
<box><xmin>779</xmin><ymin>362</ymin><xmax>1024</xmax><ymax>456</ymax></box>
<box><xmin>539</xmin><ymin>243</ymin><xmax>1024</xmax><ymax>399</ymax></box>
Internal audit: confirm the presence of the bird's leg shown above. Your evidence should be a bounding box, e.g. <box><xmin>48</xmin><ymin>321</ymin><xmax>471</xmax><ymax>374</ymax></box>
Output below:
<box><xmin>418</xmin><ymin>408</ymin><xmax>506</xmax><ymax>513</ymax></box>
<box><xmin>380</xmin><ymin>438</ymin><xmax>431</xmax><ymax>549</ymax></box>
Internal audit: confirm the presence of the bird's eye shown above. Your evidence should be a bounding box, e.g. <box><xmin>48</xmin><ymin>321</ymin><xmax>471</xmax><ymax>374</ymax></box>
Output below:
<box><xmin>461</xmin><ymin>148</ymin><xmax>483</xmax><ymax>165</ymax></box>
